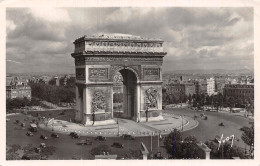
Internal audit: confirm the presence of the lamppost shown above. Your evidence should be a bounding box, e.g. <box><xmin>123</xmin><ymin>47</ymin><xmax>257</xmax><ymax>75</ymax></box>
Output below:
<box><xmin>117</xmin><ymin>118</ymin><xmax>120</xmax><ymax>136</ymax></box>
<box><xmin>181</xmin><ymin>115</ymin><xmax>184</xmax><ymax>131</ymax></box>
<box><xmin>145</xmin><ymin>103</ymin><xmax>149</xmax><ymax>122</ymax></box>
<box><xmin>52</xmin><ymin>119</ymin><xmax>54</xmax><ymax>131</ymax></box>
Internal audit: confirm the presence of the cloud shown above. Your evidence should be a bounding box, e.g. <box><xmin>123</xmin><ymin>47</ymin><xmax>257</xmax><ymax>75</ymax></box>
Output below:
<box><xmin>30</xmin><ymin>8</ymin><xmax>71</xmax><ymax>23</ymax></box>
<box><xmin>6</xmin><ymin>59</ymin><xmax>22</xmax><ymax>64</ymax></box>
<box><xmin>6</xmin><ymin>7</ymin><xmax>254</xmax><ymax>73</ymax></box>
<box><xmin>6</xmin><ymin>19</ymin><xmax>16</xmax><ymax>32</ymax></box>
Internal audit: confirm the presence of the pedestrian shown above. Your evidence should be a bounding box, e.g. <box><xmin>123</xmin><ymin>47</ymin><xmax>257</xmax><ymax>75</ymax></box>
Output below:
<box><xmin>92</xmin><ymin>112</ymin><xmax>95</xmax><ymax>126</ymax></box>
<box><xmin>145</xmin><ymin>109</ymin><xmax>148</xmax><ymax>122</ymax></box>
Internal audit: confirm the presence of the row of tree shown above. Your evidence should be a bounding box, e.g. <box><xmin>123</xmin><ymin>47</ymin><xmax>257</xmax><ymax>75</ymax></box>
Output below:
<box><xmin>29</xmin><ymin>82</ymin><xmax>75</xmax><ymax>104</ymax></box>
<box><xmin>6</xmin><ymin>97</ymin><xmax>43</xmax><ymax>111</ymax></box>
<box><xmin>189</xmin><ymin>93</ymin><xmax>254</xmax><ymax>115</ymax></box>
<box><xmin>162</xmin><ymin>88</ymin><xmax>254</xmax><ymax>115</ymax></box>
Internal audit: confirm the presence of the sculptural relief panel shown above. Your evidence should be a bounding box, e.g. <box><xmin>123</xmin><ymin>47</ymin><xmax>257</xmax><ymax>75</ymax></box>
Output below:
<box><xmin>144</xmin><ymin>87</ymin><xmax>158</xmax><ymax>109</ymax></box>
<box><xmin>91</xmin><ymin>90</ymin><xmax>106</xmax><ymax>113</ymax></box>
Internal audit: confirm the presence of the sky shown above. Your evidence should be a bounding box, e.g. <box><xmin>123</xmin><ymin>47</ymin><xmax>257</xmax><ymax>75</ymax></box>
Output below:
<box><xmin>6</xmin><ymin>7</ymin><xmax>254</xmax><ymax>74</ymax></box>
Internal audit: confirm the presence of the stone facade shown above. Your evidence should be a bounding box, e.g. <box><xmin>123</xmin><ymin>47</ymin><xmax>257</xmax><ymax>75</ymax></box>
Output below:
<box><xmin>71</xmin><ymin>34</ymin><xmax>167</xmax><ymax>125</ymax></box>
<box><xmin>223</xmin><ymin>84</ymin><xmax>254</xmax><ymax>100</ymax></box>
<box><xmin>6</xmin><ymin>76</ymin><xmax>31</xmax><ymax>99</ymax></box>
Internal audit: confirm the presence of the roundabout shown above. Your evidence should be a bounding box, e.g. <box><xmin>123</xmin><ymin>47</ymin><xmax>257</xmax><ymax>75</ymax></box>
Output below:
<box><xmin>39</xmin><ymin>113</ymin><xmax>199</xmax><ymax>137</ymax></box>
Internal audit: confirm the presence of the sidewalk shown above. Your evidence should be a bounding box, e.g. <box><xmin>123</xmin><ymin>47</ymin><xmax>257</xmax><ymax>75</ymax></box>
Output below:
<box><xmin>39</xmin><ymin>113</ymin><xmax>199</xmax><ymax>137</ymax></box>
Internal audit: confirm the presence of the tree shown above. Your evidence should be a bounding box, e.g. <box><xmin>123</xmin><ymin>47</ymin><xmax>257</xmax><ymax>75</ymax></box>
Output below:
<box><xmin>241</xmin><ymin>124</ymin><xmax>254</xmax><ymax>152</ymax></box>
<box><xmin>163</xmin><ymin>130</ymin><xmax>204</xmax><ymax>159</ymax></box>
<box><xmin>205</xmin><ymin>141</ymin><xmax>247</xmax><ymax>159</ymax></box>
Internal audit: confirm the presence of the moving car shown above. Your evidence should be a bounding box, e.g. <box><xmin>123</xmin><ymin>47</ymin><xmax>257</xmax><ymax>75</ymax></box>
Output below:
<box><xmin>95</xmin><ymin>136</ymin><xmax>106</xmax><ymax>141</ymax></box>
<box><xmin>40</xmin><ymin>135</ymin><xmax>48</xmax><ymax>140</ymax></box>
<box><xmin>26</xmin><ymin>131</ymin><xmax>34</xmax><ymax>136</ymax></box>
<box><xmin>111</xmin><ymin>142</ymin><xmax>124</xmax><ymax>148</ymax></box>
<box><xmin>121</xmin><ymin>134</ymin><xmax>135</xmax><ymax>140</ymax></box>
<box><xmin>51</xmin><ymin>133</ymin><xmax>59</xmax><ymax>138</ymax></box>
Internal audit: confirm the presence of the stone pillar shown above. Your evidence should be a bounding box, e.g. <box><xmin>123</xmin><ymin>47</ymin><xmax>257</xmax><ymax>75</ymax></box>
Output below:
<box><xmin>140</xmin><ymin>142</ymin><xmax>149</xmax><ymax>160</ymax></box>
<box><xmin>111</xmin><ymin>86</ymin><xmax>114</xmax><ymax>118</ymax></box>
<box><xmin>75</xmin><ymin>85</ymin><xmax>82</xmax><ymax>122</ymax></box>
<box><xmin>197</xmin><ymin>143</ymin><xmax>211</xmax><ymax>159</ymax></box>
<box><xmin>82</xmin><ymin>87</ymin><xmax>87</xmax><ymax>124</ymax></box>
<box><xmin>136</xmin><ymin>84</ymin><xmax>141</xmax><ymax>122</ymax></box>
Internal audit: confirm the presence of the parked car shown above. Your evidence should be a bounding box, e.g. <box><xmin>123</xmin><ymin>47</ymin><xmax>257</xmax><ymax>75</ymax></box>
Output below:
<box><xmin>35</xmin><ymin>147</ymin><xmax>42</xmax><ymax>153</ymax></box>
<box><xmin>30</xmin><ymin>123</ymin><xmax>37</xmax><ymax>132</ymax></box>
<box><xmin>21</xmin><ymin>123</ymin><xmax>26</xmax><ymax>127</ymax></box>
<box><xmin>69</xmin><ymin>132</ymin><xmax>76</xmax><ymax>136</ymax></box>
<box><xmin>219</xmin><ymin>122</ymin><xmax>224</xmax><ymax>126</ymax></box>
<box><xmin>26</xmin><ymin>131</ymin><xmax>34</xmax><ymax>136</ymax></box>
<box><xmin>95</xmin><ymin>136</ymin><xmax>106</xmax><ymax>141</ymax></box>
<box><xmin>121</xmin><ymin>134</ymin><xmax>135</xmax><ymax>140</ymax></box>
<box><xmin>51</xmin><ymin>133</ymin><xmax>59</xmax><ymax>138</ymax></box>
<box><xmin>111</xmin><ymin>142</ymin><xmax>124</xmax><ymax>148</ymax></box>
<box><xmin>40</xmin><ymin>143</ymin><xmax>46</xmax><ymax>148</ymax></box>
<box><xmin>22</xmin><ymin>154</ymin><xmax>30</xmax><ymax>160</ymax></box>
<box><xmin>69</xmin><ymin>132</ymin><xmax>80</xmax><ymax>139</ymax></box>
<box><xmin>40</xmin><ymin>135</ymin><xmax>48</xmax><ymax>140</ymax></box>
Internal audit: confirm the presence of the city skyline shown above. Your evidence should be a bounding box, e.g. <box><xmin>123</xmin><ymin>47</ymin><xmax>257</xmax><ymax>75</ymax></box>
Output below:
<box><xmin>6</xmin><ymin>7</ymin><xmax>254</xmax><ymax>73</ymax></box>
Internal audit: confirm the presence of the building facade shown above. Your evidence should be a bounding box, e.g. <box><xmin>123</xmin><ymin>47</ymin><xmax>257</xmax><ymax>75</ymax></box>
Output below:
<box><xmin>207</xmin><ymin>78</ymin><xmax>215</xmax><ymax>96</ymax></box>
<box><xmin>165</xmin><ymin>83</ymin><xmax>185</xmax><ymax>98</ymax></box>
<box><xmin>223</xmin><ymin>84</ymin><xmax>254</xmax><ymax>100</ymax></box>
<box><xmin>6</xmin><ymin>76</ymin><xmax>31</xmax><ymax>99</ymax></box>
<box><xmin>184</xmin><ymin>82</ymin><xmax>196</xmax><ymax>96</ymax></box>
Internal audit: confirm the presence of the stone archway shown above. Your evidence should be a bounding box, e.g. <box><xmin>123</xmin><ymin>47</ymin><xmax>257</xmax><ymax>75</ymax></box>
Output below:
<box><xmin>71</xmin><ymin>34</ymin><xmax>167</xmax><ymax>125</ymax></box>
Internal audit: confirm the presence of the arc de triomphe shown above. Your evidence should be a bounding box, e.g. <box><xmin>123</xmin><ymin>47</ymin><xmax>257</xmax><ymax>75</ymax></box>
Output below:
<box><xmin>71</xmin><ymin>34</ymin><xmax>167</xmax><ymax>125</ymax></box>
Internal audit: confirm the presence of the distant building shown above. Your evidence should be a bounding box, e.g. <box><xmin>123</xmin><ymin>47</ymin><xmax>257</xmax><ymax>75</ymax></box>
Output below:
<box><xmin>198</xmin><ymin>80</ymin><xmax>207</xmax><ymax>95</ymax></box>
<box><xmin>6</xmin><ymin>76</ymin><xmax>31</xmax><ymax>99</ymax></box>
<box><xmin>223</xmin><ymin>84</ymin><xmax>254</xmax><ymax>100</ymax></box>
<box><xmin>184</xmin><ymin>82</ymin><xmax>196</xmax><ymax>96</ymax></box>
<box><xmin>165</xmin><ymin>83</ymin><xmax>185</xmax><ymax>98</ymax></box>
<box><xmin>207</xmin><ymin>78</ymin><xmax>215</xmax><ymax>96</ymax></box>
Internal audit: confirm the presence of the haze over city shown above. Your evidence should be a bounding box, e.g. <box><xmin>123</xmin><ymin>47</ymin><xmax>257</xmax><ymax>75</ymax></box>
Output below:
<box><xmin>6</xmin><ymin>7</ymin><xmax>253</xmax><ymax>74</ymax></box>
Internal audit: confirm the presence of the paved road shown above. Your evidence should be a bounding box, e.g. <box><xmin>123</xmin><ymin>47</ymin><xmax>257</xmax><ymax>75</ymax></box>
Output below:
<box><xmin>7</xmin><ymin>108</ymin><xmax>253</xmax><ymax>159</ymax></box>
<box><xmin>164</xmin><ymin>108</ymin><xmax>253</xmax><ymax>149</ymax></box>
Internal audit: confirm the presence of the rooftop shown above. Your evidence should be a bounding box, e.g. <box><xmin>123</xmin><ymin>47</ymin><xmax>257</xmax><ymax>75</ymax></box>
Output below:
<box><xmin>74</xmin><ymin>33</ymin><xmax>163</xmax><ymax>43</ymax></box>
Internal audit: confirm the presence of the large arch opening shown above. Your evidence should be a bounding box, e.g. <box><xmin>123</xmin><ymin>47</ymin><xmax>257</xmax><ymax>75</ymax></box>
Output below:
<box><xmin>113</xmin><ymin>69</ymin><xmax>138</xmax><ymax>120</ymax></box>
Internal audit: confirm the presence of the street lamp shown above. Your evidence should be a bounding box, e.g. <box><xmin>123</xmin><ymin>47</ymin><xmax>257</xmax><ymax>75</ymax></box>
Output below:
<box><xmin>181</xmin><ymin>115</ymin><xmax>184</xmax><ymax>131</ymax></box>
<box><xmin>117</xmin><ymin>118</ymin><xmax>119</xmax><ymax>136</ymax></box>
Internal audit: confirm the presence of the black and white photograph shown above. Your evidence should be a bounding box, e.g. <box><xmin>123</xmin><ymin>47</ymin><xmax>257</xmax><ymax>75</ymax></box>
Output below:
<box><xmin>1</xmin><ymin>0</ymin><xmax>259</xmax><ymax>165</ymax></box>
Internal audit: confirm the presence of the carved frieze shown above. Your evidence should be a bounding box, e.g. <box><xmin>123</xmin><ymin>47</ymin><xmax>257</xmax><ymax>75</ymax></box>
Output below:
<box><xmin>76</xmin><ymin>68</ymin><xmax>85</xmax><ymax>80</ymax></box>
<box><xmin>89</xmin><ymin>68</ymin><xmax>108</xmax><ymax>80</ymax></box>
<box><xmin>145</xmin><ymin>87</ymin><xmax>158</xmax><ymax>109</ymax></box>
<box><xmin>75</xmin><ymin>57</ymin><xmax>163</xmax><ymax>65</ymax></box>
<box><xmin>91</xmin><ymin>91</ymin><xmax>106</xmax><ymax>113</ymax></box>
